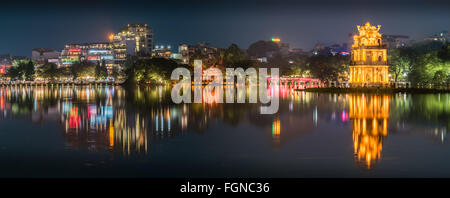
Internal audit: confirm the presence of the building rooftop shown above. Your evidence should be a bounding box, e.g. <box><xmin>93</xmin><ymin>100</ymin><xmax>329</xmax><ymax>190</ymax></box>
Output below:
<box><xmin>32</xmin><ymin>48</ymin><xmax>56</xmax><ymax>53</ymax></box>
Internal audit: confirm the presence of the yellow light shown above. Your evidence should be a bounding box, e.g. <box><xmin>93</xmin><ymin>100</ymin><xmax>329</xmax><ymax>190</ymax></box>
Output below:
<box><xmin>271</xmin><ymin>37</ymin><xmax>281</xmax><ymax>43</ymax></box>
<box><xmin>109</xmin><ymin>122</ymin><xmax>114</xmax><ymax>147</ymax></box>
<box><xmin>108</xmin><ymin>33</ymin><xmax>114</xmax><ymax>41</ymax></box>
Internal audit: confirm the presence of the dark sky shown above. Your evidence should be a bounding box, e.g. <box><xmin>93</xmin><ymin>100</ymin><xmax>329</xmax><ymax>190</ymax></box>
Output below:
<box><xmin>1</xmin><ymin>0</ymin><xmax>449</xmax><ymax>56</ymax></box>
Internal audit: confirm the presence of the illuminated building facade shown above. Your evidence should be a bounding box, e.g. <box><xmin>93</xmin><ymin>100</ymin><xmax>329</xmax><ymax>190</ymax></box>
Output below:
<box><xmin>177</xmin><ymin>42</ymin><xmax>218</xmax><ymax>65</ymax></box>
<box><xmin>349</xmin><ymin>22</ymin><xmax>389</xmax><ymax>87</ymax></box>
<box><xmin>112</xmin><ymin>24</ymin><xmax>153</xmax><ymax>56</ymax></box>
<box><xmin>0</xmin><ymin>54</ymin><xmax>13</xmax><ymax>75</ymax></box>
<box><xmin>349</xmin><ymin>94</ymin><xmax>389</xmax><ymax>170</ymax></box>
<box><xmin>178</xmin><ymin>43</ymin><xmax>189</xmax><ymax>64</ymax></box>
<box><xmin>59</xmin><ymin>44</ymin><xmax>84</xmax><ymax>66</ymax></box>
<box><xmin>59</xmin><ymin>43</ymin><xmax>116</xmax><ymax>69</ymax></box>
<box><xmin>153</xmin><ymin>45</ymin><xmax>172</xmax><ymax>58</ymax></box>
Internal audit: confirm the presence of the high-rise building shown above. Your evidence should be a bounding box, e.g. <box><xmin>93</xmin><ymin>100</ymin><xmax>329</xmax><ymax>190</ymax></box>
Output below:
<box><xmin>112</xmin><ymin>24</ymin><xmax>153</xmax><ymax>56</ymax></box>
<box><xmin>349</xmin><ymin>22</ymin><xmax>389</xmax><ymax>87</ymax></box>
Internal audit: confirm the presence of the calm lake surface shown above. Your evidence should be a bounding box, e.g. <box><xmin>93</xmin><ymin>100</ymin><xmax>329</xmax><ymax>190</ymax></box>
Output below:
<box><xmin>0</xmin><ymin>85</ymin><xmax>448</xmax><ymax>177</ymax></box>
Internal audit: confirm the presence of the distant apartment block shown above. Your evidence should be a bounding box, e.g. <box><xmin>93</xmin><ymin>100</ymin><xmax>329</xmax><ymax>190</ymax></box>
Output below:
<box><xmin>32</xmin><ymin>48</ymin><xmax>60</xmax><ymax>65</ymax></box>
<box><xmin>112</xmin><ymin>24</ymin><xmax>153</xmax><ymax>56</ymax></box>
<box><xmin>178</xmin><ymin>42</ymin><xmax>218</xmax><ymax>64</ymax></box>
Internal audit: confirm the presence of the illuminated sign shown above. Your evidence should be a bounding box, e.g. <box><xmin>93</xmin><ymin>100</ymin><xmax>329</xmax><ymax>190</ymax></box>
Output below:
<box><xmin>101</xmin><ymin>55</ymin><xmax>114</xmax><ymax>60</ymax></box>
<box><xmin>61</xmin><ymin>55</ymin><xmax>79</xmax><ymax>62</ymax></box>
<box><xmin>89</xmin><ymin>49</ymin><xmax>110</xmax><ymax>54</ymax></box>
<box><xmin>68</xmin><ymin>48</ymin><xmax>81</xmax><ymax>52</ymax></box>
<box><xmin>88</xmin><ymin>56</ymin><xmax>99</xmax><ymax>60</ymax></box>
<box><xmin>271</xmin><ymin>37</ymin><xmax>281</xmax><ymax>43</ymax></box>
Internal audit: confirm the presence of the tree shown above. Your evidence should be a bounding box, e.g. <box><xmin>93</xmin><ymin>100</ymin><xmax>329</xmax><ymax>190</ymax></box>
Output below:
<box><xmin>285</xmin><ymin>55</ymin><xmax>310</xmax><ymax>76</ymax></box>
<box><xmin>111</xmin><ymin>66</ymin><xmax>122</xmax><ymax>81</ymax></box>
<box><xmin>432</xmin><ymin>70</ymin><xmax>447</xmax><ymax>89</ymax></box>
<box><xmin>6</xmin><ymin>59</ymin><xmax>35</xmax><ymax>81</ymax></box>
<box><xmin>124</xmin><ymin>57</ymin><xmax>182</xmax><ymax>85</ymax></box>
<box><xmin>437</xmin><ymin>42</ymin><xmax>450</xmax><ymax>61</ymax></box>
<box><xmin>389</xmin><ymin>49</ymin><xmax>411</xmax><ymax>82</ymax></box>
<box><xmin>38</xmin><ymin>62</ymin><xmax>59</xmax><ymax>81</ymax></box>
<box><xmin>247</xmin><ymin>40</ymin><xmax>279</xmax><ymax>58</ymax></box>
<box><xmin>223</xmin><ymin>44</ymin><xmax>246</xmax><ymax>67</ymax></box>
<box><xmin>408</xmin><ymin>50</ymin><xmax>450</xmax><ymax>87</ymax></box>
<box><xmin>268</xmin><ymin>52</ymin><xmax>290</xmax><ymax>74</ymax></box>
<box><xmin>5</xmin><ymin>65</ymin><xmax>21</xmax><ymax>80</ymax></box>
<box><xmin>308</xmin><ymin>54</ymin><xmax>349</xmax><ymax>82</ymax></box>
<box><xmin>387</xmin><ymin>41</ymin><xmax>450</xmax><ymax>88</ymax></box>
<box><xmin>95</xmin><ymin>60</ymin><xmax>108</xmax><ymax>80</ymax></box>
<box><xmin>24</xmin><ymin>60</ymin><xmax>35</xmax><ymax>81</ymax></box>
<box><xmin>71</xmin><ymin>61</ymin><xmax>95</xmax><ymax>80</ymax></box>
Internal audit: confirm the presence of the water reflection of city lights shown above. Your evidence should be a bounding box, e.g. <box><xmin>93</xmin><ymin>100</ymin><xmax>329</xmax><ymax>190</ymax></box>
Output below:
<box><xmin>272</xmin><ymin>118</ymin><xmax>281</xmax><ymax>146</ymax></box>
<box><xmin>341</xmin><ymin>110</ymin><xmax>349</xmax><ymax>122</ymax></box>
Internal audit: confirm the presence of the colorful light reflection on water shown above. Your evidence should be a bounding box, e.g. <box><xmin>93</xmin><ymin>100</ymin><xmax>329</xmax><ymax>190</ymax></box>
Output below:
<box><xmin>0</xmin><ymin>85</ymin><xmax>448</xmax><ymax>177</ymax></box>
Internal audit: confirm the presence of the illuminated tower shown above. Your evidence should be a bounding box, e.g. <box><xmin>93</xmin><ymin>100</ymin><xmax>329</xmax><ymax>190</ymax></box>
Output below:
<box><xmin>349</xmin><ymin>22</ymin><xmax>389</xmax><ymax>87</ymax></box>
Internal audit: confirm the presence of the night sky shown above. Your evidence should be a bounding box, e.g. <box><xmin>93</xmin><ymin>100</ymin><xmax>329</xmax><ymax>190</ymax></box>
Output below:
<box><xmin>1</xmin><ymin>0</ymin><xmax>449</xmax><ymax>56</ymax></box>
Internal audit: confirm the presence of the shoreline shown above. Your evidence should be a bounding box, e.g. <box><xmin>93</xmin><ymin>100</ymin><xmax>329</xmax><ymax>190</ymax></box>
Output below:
<box><xmin>0</xmin><ymin>81</ymin><xmax>121</xmax><ymax>86</ymax></box>
<box><xmin>302</xmin><ymin>87</ymin><xmax>450</xmax><ymax>93</ymax></box>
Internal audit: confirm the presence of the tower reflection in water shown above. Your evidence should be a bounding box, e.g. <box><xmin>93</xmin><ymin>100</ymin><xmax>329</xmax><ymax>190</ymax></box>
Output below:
<box><xmin>349</xmin><ymin>94</ymin><xmax>389</xmax><ymax>170</ymax></box>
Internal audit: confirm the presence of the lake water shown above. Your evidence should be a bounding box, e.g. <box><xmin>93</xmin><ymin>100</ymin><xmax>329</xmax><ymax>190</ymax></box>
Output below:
<box><xmin>0</xmin><ymin>85</ymin><xmax>448</xmax><ymax>177</ymax></box>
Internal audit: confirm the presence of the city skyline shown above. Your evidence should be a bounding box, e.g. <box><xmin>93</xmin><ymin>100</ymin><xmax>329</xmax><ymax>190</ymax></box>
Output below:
<box><xmin>0</xmin><ymin>0</ymin><xmax>449</xmax><ymax>56</ymax></box>
<box><xmin>0</xmin><ymin>0</ymin><xmax>449</xmax><ymax>191</ymax></box>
